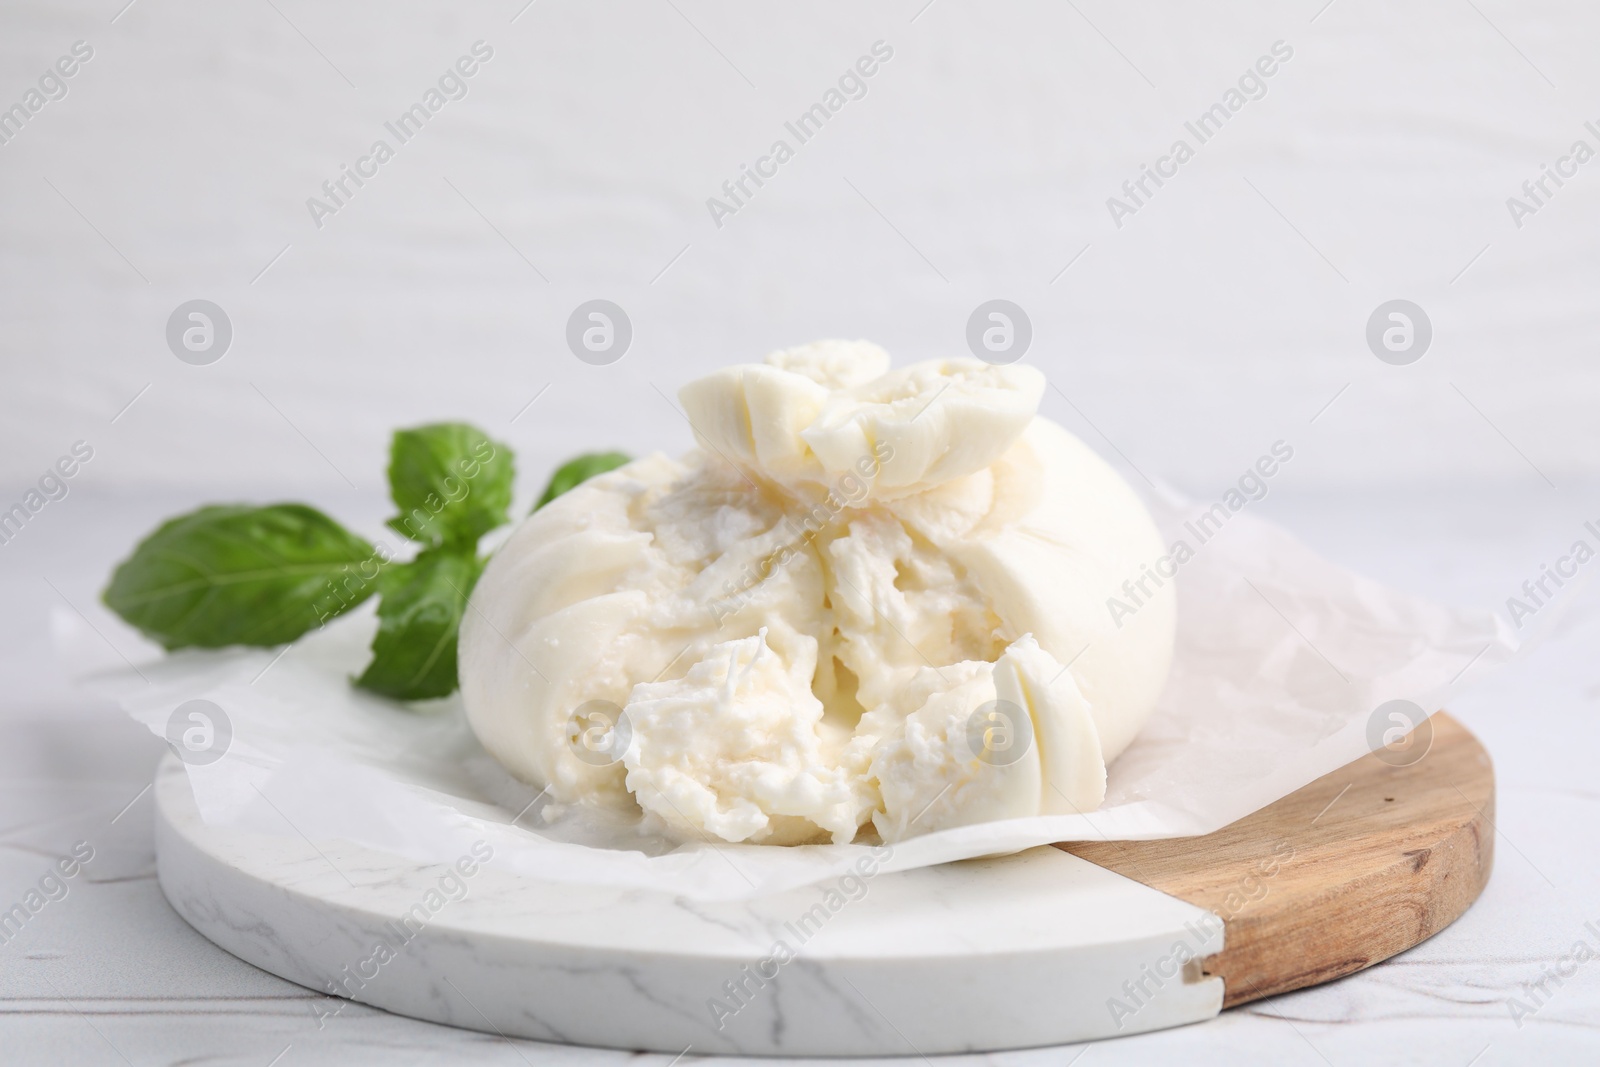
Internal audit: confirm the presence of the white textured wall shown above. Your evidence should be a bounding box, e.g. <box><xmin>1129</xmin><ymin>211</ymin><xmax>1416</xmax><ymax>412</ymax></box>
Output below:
<box><xmin>1</xmin><ymin>0</ymin><xmax>1596</xmax><ymax>500</ymax></box>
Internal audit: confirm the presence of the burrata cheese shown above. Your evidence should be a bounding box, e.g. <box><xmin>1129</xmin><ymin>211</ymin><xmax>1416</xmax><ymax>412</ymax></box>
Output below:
<box><xmin>459</xmin><ymin>343</ymin><xmax>1174</xmax><ymax>845</ymax></box>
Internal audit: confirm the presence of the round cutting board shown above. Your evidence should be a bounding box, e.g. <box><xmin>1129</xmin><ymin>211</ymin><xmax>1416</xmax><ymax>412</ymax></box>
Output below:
<box><xmin>152</xmin><ymin>713</ymin><xmax>1492</xmax><ymax>1056</ymax></box>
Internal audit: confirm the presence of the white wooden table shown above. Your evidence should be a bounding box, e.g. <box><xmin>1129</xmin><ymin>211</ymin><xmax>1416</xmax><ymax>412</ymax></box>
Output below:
<box><xmin>2</xmin><ymin>486</ymin><xmax>1596</xmax><ymax>1065</ymax></box>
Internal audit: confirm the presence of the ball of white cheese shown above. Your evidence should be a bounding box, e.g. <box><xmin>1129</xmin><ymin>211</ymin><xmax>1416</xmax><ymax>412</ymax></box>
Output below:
<box><xmin>459</xmin><ymin>344</ymin><xmax>1174</xmax><ymax>845</ymax></box>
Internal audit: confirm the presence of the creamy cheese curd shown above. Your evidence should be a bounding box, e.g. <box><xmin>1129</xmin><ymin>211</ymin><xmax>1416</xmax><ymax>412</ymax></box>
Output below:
<box><xmin>459</xmin><ymin>342</ymin><xmax>1175</xmax><ymax>845</ymax></box>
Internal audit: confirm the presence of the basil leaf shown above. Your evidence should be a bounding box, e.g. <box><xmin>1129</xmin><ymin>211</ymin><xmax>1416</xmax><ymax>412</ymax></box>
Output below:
<box><xmin>534</xmin><ymin>451</ymin><xmax>631</xmax><ymax>511</ymax></box>
<box><xmin>102</xmin><ymin>504</ymin><xmax>377</xmax><ymax>650</ymax></box>
<box><xmin>355</xmin><ymin>549</ymin><xmax>483</xmax><ymax>700</ymax></box>
<box><xmin>385</xmin><ymin>423</ymin><xmax>513</xmax><ymax>549</ymax></box>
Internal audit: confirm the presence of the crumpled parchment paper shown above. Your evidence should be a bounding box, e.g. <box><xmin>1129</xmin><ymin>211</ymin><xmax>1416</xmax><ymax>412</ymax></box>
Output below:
<box><xmin>74</xmin><ymin>488</ymin><xmax>1520</xmax><ymax>901</ymax></box>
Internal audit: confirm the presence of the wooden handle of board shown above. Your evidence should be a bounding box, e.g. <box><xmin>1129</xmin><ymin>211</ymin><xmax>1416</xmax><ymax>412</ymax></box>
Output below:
<box><xmin>1059</xmin><ymin>712</ymin><xmax>1494</xmax><ymax>1007</ymax></box>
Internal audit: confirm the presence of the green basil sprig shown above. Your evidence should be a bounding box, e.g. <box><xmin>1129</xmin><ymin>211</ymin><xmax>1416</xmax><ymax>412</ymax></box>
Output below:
<box><xmin>101</xmin><ymin>425</ymin><xmax>629</xmax><ymax>701</ymax></box>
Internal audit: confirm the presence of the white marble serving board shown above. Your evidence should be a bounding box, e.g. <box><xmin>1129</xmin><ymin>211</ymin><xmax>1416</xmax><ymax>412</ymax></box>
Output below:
<box><xmin>153</xmin><ymin>755</ymin><xmax>1225</xmax><ymax>1055</ymax></box>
